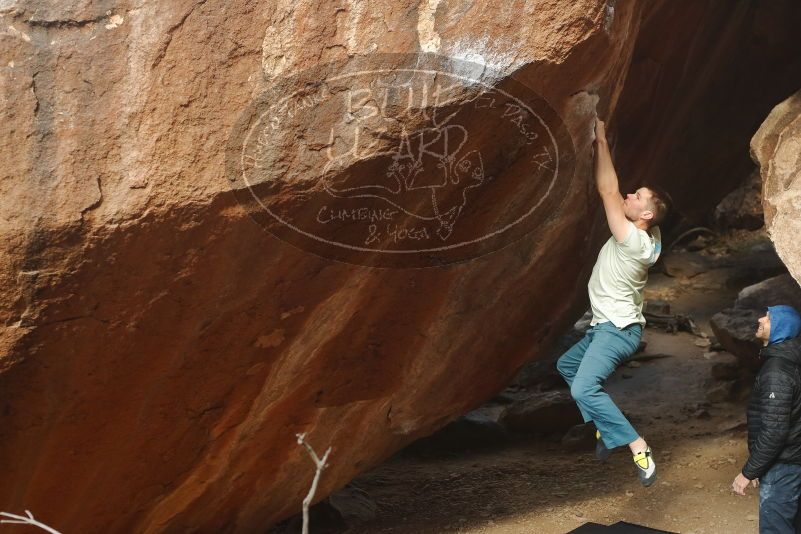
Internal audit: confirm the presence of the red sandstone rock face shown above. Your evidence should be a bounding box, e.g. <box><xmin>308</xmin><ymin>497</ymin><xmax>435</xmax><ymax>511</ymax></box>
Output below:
<box><xmin>0</xmin><ymin>2</ymin><xmax>645</xmax><ymax>531</ymax></box>
<box><xmin>0</xmin><ymin>1</ymin><xmax>798</xmax><ymax>532</ymax></box>
<box><xmin>752</xmin><ymin>90</ymin><xmax>801</xmax><ymax>286</ymax></box>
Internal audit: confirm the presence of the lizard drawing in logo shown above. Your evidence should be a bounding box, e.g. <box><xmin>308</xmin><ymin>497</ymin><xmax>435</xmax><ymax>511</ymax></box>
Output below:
<box><xmin>322</xmin><ymin>122</ymin><xmax>485</xmax><ymax>241</ymax></box>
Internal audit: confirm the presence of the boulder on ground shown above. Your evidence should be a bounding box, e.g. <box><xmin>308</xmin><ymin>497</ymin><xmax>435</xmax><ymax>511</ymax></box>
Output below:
<box><xmin>711</xmin><ymin>360</ymin><xmax>741</xmax><ymax>381</ymax></box>
<box><xmin>711</xmin><ymin>274</ymin><xmax>801</xmax><ymax>370</ymax></box>
<box><xmin>409</xmin><ymin>411</ymin><xmax>509</xmax><ymax>453</ymax></box>
<box><xmin>735</xmin><ymin>274</ymin><xmax>801</xmax><ymax>311</ymax></box>
<box><xmin>500</xmin><ymin>391</ymin><xmax>583</xmax><ymax>434</ymax></box>
<box><xmin>561</xmin><ymin>422</ymin><xmax>597</xmax><ymax>451</ymax></box>
<box><xmin>714</xmin><ymin>170</ymin><xmax>764</xmax><ymax>231</ymax></box>
<box><xmin>707</xmin><ymin>380</ymin><xmax>737</xmax><ymax>403</ymax></box>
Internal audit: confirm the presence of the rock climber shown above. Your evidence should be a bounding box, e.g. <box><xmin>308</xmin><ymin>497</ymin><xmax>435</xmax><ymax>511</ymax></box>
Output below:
<box><xmin>557</xmin><ymin>117</ymin><xmax>669</xmax><ymax>487</ymax></box>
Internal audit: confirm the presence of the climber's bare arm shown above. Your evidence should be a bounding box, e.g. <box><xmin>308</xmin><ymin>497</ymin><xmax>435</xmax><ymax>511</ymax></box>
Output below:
<box><xmin>594</xmin><ymin>119</ymin><xmax>629</xmax><ymax>243</ymax></box>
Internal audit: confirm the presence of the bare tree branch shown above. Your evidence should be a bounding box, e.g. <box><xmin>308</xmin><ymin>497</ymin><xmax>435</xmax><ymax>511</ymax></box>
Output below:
<box><xmin>296</xmin><ymin>432</ymin><xmax>332</xmax><ymax>534</ymax></box>
<box><xmin>1</xmin><ymin>510</ymin><xmax>62</xmax><ymax>534</ymax></box>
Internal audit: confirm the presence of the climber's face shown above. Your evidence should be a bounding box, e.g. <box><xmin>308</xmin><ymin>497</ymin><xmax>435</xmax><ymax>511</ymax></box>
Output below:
<box><xmin>623</xmin><ymin>187</ymin><xmax>655</xmax><ymax>224</ymax></box>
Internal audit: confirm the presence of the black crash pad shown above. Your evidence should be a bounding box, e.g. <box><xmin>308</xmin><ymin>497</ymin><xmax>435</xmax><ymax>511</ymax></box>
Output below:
<box><xmin>568</xmin><ymin>521</ymin><xmax>676</xmax><ymax>533</ymax></box>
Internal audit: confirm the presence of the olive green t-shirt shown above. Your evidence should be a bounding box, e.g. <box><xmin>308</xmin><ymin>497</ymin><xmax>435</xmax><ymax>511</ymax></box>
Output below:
<box><xmin>588</xmin><ymin>221</ymin><xmax>662</xmax><ymax>328</ymax></box>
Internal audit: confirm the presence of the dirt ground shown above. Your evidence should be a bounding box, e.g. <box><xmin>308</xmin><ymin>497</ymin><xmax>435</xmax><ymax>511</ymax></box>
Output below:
<box><xmin>346</xmin><ymin>230</ymin><xmax>784</xmax><ymax>534</ymax></box>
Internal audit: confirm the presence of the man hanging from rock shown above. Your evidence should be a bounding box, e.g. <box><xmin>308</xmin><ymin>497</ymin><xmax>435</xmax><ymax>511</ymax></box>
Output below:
<box><xmin>556</xmin><ymin>118</ymin><xmax>669</xmax><ymax>487</ymax></box>
<box><xmin>732</xmin><ymin>305</ymin><xmax>801</xmax><ymax>534</ymax></box>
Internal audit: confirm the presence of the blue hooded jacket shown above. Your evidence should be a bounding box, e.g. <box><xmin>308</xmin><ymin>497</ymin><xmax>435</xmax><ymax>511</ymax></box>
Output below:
<box><xmin>768</xmin><ymin>305</ymin><xmax>801</xmax><ymax>345</ymax></box>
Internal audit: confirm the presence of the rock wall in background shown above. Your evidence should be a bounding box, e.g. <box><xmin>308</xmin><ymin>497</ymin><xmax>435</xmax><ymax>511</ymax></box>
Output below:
<box><xmin>1</xmin><ymin>0</ymin><xmax>800</xmax><ymax>531</ymax></box>
<box><xmin>613</xmin><ymin>0</ymin><xmax>801</xmax><ymax>223</ymax></box>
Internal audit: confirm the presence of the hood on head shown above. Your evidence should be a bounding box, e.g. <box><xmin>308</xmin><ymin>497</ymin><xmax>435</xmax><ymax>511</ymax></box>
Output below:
<box><xmin>768</xmin><ymin>305</ymin><xmax>801</xmax><ymax>345</ymax></box>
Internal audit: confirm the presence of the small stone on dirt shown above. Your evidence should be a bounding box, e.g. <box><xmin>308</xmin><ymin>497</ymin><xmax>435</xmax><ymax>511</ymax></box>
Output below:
<box><xmin>707</xmin><ymin>380</ymin><xmax>736</xmax><ymax>403</ymax></box>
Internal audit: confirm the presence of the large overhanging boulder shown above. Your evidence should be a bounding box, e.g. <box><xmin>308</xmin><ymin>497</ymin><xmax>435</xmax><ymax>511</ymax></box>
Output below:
<box><xmin>0</xmin><ymin>2</ymin><xmax>647</xmax><ymax>531</ymax></box>
<box><xmin>1</xmin><ymin>1</ymin><xmax>801</xmax><ymax>531</ymax></box>
<box><xmin>752</xmin><ymin>89</ymin><xmax>801</xmax><ymax>286</ymax></box>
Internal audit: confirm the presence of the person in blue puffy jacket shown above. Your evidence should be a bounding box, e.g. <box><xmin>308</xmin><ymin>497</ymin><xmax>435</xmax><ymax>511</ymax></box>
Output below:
<box><xmin>732</xmin><ymin>305</ymin><xmax>801</xmax><ymax>534</ymax></box>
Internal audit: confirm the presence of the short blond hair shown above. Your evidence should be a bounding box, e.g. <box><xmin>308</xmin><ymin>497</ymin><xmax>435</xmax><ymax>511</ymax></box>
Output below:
<box><xmin>644</xmin><ymin>186</ymin><xmax>670</xmax><ymax>227</ymax></box>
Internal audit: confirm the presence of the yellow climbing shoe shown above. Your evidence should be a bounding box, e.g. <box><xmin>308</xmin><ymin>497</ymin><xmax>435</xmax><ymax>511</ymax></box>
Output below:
<box><xmin>632</xmin><ymin>446</ymin><xmax>657</xmax><ymax>487</ymax></box>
